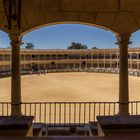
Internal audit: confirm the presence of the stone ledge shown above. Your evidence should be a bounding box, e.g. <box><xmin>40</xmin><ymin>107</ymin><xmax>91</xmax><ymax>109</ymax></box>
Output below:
<box><xmin>97</xmin><ymin>115</ymin><xmax>140</xmax><ymax>129</ymax></box>
<box><xmin>0</xmin><ymin>116</ymin><xmax>34</xmax><ymax>130</ymax></box>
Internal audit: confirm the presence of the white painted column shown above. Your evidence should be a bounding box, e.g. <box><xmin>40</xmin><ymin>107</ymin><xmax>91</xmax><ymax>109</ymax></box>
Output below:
<box><xmin>117</xmin><ymin>34</ymin><xmax>131</xmax><ymax>115</ymax></box>
<box><xmin>9</xmin><ymin>33</ymin><xmax>23</xmax><ymax>115</ymax></box>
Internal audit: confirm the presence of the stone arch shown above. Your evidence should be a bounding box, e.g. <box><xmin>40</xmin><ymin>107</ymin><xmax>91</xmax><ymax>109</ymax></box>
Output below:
<box><xmin>21</xmin><ymin>21</ymin><xmax>118</xmax><ymax>36</ymax></box>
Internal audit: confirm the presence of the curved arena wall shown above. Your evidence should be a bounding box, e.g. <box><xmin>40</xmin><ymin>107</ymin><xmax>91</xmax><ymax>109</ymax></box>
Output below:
<box><xmin>0</xmin><ymin>48</ymin><xmax>140</xmax><ymax>77</ymax></box>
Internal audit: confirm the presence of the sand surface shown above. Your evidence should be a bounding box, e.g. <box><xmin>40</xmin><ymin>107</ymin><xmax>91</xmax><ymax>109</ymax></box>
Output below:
<box><xmin>0</xmin><ymin>72</ymin><xmax>140</xmax><ymax>102</ymax></box>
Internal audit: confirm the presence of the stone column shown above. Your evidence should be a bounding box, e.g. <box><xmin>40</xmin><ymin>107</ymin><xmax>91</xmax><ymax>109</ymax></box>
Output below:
<box><xmin>9</xmin><ymin>33</ymin><xmax>23</xmax><ymax>115</ymax></box>
<box><xmin>116</xmin><ymin>34</ymin><xmax>131</xmax><ymax>115</ymax></box>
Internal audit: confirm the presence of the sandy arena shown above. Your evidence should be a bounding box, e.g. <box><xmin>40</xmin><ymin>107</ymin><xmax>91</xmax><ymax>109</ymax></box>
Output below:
<box><xmin>0</xmin><ymin>72</ymin><xmax>140</xmax><ymax>102</ymax></box>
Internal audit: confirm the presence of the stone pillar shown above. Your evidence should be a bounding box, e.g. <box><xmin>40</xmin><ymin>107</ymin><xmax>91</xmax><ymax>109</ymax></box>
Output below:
<box><xmin>9</xmin><ymin>33</ymin><xmax>23</xmax><ymax>115</ymax></box>
<box><xmin>116</xmin><ymin>34</ymin><xmax>131</xmax><ymax>115</ymax></box>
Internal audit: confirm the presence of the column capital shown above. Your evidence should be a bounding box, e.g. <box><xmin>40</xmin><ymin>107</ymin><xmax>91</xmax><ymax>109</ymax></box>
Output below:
<box><xmin>116</xmin><ymin>34</ymin><xmax>131</xmax><ymax>47</ymax></box>
<box><xmin>9</xmin><ymin>33</ymin><xmax>23</xmax><ymax>46</ymax></box>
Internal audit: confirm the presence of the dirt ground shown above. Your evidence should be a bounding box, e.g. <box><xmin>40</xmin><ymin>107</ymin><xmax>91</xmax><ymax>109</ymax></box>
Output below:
<box><xmin>0</xmin><ymin>72</ymin><xmax>140</xmax><ymax>102</ymax></box>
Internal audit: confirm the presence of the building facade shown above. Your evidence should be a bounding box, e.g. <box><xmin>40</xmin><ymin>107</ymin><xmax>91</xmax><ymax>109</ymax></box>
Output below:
<box><xmin>0</xmin><ymin>48</ymin><xmax>140</xmax><ymax>76</ymax></box>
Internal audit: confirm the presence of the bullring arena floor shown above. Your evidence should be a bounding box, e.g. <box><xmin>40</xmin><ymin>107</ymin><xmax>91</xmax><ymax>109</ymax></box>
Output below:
<box><xmin>0</xmin><ymin>72</ymin><xmax>140</xmax><ymax>102</ymax></box>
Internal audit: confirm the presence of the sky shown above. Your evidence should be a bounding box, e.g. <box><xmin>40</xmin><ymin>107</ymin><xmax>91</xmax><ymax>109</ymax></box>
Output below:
<box><xmin>0</xmin><ymin>24</ymin><xmax>140</xmax><ymax>49</ymax></box>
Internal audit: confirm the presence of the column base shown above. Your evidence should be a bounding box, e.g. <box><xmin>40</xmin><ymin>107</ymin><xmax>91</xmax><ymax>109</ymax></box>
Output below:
<box><xmin>118</xmin><ymin>102</ymin><xmax>130</xmax><ymax>116</ymax></box>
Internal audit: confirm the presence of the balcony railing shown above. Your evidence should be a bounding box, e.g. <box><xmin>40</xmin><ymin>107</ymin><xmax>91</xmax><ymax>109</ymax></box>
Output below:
<box><xmin>0</xmin><ymin>101</ymin><xmax>140</xmax><ymax>126</ymax></box>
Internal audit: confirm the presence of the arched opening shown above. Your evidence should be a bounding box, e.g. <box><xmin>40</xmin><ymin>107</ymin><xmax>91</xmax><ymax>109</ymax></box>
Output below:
<box><xmin>0</xmin><ymin>23</ymin><xmax>138</xmax><ymax>122</ymax></box>
<box><xmin>19</xmin><ymin>23</ymin><xmax>119</xmax><ymax>102</ymax></box>
<box><xmin>0</xmin><ymin>31</ymin><xmax>11</xmax><ymax>102</ymax></box>
<box><xmin>128</xmin><ymin>30</ymin><xmax>140</xmax><ymax>101</ymax></box>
